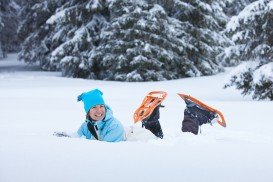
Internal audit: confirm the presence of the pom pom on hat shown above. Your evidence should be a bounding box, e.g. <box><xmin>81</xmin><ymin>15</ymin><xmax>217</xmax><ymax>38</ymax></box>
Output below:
<box><xmin>77</xmin><ymin>89</ymin><xmax>105</xmax><ymax>113</ymax></box>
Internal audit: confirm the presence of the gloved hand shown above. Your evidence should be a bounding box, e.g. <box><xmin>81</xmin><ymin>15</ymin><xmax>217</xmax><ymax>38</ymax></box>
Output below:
<box><xmin>53</xmin><ymin>131</ymin><xmax>71</xmax><ymax>137</ymax></box>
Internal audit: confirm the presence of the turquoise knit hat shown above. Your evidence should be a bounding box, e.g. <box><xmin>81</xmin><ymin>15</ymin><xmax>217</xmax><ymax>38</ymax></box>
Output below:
<box><xmin>77</xmin><ymin>89</ymin><xmax>105</xmax><ymax>113</ymax></box>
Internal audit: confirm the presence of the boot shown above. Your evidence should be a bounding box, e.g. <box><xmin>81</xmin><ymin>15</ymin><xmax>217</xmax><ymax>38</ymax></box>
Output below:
<box><xmin>142</xmin><ymin>105</ymin><xmax>164</xmax><ymax>139</ymax></box>
<box><xmin>182</xmin><ymin>99</ymin><xmax>218</xmax><ymax>134</ymax></box>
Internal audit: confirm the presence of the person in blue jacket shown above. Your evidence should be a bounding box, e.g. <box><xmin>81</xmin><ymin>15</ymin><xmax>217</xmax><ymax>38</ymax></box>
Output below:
<box><xmin>77</xmin><ymin>89</ymin><xmax>125</xmax><ymax>142</ymax></box>
<box><xmin>53</xmin><ymin>88</ymin><xmax>163</xmax><ymax>140</ymax></box>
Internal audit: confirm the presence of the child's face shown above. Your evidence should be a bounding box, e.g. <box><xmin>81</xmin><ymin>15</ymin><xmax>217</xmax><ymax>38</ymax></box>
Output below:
<box><xmin>89</xmin><ymin>105</ymin><xmax>106</xmax><ymax>121</ymax></box>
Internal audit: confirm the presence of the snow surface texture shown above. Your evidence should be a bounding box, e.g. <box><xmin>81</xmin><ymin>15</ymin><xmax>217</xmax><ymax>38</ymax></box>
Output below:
<box><xmin>1</xmin><ymin>54</ymin><xmax>273</xmax><ymax>182</ymax></box>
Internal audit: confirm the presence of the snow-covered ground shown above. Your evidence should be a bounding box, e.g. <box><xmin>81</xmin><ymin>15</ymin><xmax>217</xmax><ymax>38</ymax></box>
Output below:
<box><xmin>1</xmin><ymin>54</ymin><xmax>273</xmax><ymax>182</ymax></box>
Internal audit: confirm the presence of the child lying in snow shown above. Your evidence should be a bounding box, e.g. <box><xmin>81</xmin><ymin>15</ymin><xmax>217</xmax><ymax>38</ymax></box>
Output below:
<box><xmin>54</xmin><ymin>89</ymin><xmax>163</xmax><ymax>142</ymax></box>
<box><xmin>54</xmin><ymin>89</ymin><xmax>220</xmax><ymax>141</ymax></box>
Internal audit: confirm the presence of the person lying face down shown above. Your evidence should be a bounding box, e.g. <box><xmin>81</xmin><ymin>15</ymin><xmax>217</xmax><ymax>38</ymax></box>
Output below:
<box><xmin>77</xmin><ymin>89</ymin><xmax>125</xmax><ymax>142</ymax></box>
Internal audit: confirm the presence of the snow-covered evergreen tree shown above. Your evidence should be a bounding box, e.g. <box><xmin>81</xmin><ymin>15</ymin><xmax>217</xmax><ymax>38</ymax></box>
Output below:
<box><xmin>225</xmin><ymin>0</ymin><xmax>257</xmax><ymax>17</ymax></box>
<box><xmin>46</xmin><ymin>0</ymin><xmax>108</xmax><ymax>78</ymax></box>
<box><xmin>18</xmin><ymin>0</ymin><xmax>108</xmax><ymax>78</ymax></box>
<box><xmin>158</xmin><ymin>0</ymin><xmax>231</xmax><ymax>77</ymax></box>
<box><xmin>91</xmin><ymin>0</ymin><xmax>231</xmax><ymax>81</ymax></box>
<box><xmin>0</xmin><ymin>15</ymin><xmax>4</xmax><ymax>58</ymax></box>
<box><xmin>0</xmin><ymin>0</ymin><xmax>20</xmax><ymax>58</ymax></box>
<box><xmin>224</xmin><ymin>0</ymin><xmax>273</xmax><ymax>100</ymax></box>
<box><xmin>92</xmin><ymin>0</ymin><xmax>195</xmax><ymax>81</ymax></box>
<box><xmin>18</xmin><ymin>0</ymin><xmax>67</xmax><ymax>68</ymax></box>
<box><xmin>18</xmin><ymin>0</ymin><xmax>231</xmax><ymax>81</ymax></box>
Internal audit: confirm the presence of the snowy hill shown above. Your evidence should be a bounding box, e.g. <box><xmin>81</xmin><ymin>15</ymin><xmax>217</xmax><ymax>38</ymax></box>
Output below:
<box><xmin>0</xmin><ymin>54</ymin><xmax>273</xmax><ymax>182</ymax></box>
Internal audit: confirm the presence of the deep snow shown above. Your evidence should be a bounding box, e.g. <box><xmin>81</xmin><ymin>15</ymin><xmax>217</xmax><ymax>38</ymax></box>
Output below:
<box><xmin>0</xmin><ymin>54</ymin><xmax>272</xmax><ymax>182</ymax></box>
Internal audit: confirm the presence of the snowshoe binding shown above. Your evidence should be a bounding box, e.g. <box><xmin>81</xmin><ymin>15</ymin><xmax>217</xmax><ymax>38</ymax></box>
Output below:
<box><xmin>178</xmin><ymin>93</ymin><xmax>226</xmax><ymax>135</ymax></box>
<box><xmin>134</xmin><ymin>91</ymin><xmax>167</xmax><ymax>139</ymax></box>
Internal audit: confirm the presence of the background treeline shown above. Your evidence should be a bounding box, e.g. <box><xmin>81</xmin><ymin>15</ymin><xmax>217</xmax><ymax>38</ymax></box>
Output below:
<box><xmin>1</xmin><ymin>0</ymin><xmax>272</xmax><ymax>100</ymax></box>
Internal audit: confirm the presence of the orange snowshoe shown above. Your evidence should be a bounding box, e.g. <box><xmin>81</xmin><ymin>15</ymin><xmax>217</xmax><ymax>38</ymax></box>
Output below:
<box><xmin>133</xmin><ymin>91</ymin><xmax>167</xmax><ymax>123</ymax></box>
<box><xmin>178</xmin><ymin>93</ymin><xmax>227</xmax><ymax>128</ymax></box>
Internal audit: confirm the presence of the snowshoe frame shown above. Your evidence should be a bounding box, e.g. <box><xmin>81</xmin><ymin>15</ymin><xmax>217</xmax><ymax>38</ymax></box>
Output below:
<box><xmin>134</xmin><ymin>91</ymin><xmax>167</xmax><ymax>123</ymax></box>
<box><xmin>178</xmin><ymin>93</ymin><xmax>227</xmax><ymax>127</ymax></box>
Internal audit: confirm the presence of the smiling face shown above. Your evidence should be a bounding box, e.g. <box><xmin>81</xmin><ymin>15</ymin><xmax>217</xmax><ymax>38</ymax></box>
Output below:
<box><xmin>89</xmin><ymin>104</ymin><xmax>106</xmax><ymax>121</ymax></box>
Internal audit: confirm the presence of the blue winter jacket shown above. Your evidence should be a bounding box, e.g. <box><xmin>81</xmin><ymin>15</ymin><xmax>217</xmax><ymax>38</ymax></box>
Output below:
<box><xmin>77</xmin><ymin>105</ymin><xmax>125</xmax><ymax>142</ymax></box>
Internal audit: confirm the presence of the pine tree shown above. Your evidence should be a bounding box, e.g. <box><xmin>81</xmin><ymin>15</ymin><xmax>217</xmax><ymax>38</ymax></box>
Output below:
<box><xmin>18</xmin><ymin>0</ymin><xmax>67</xmax><ymax>69</ymax></box>
<box><xmin>0</xmin><ymin>15</ymin><xmax>4</xmax><ymax>58</ymax></box>
<box><xmin>18</xmin><ymin>0</ymin><xmax>108</xmax><ymax>78</ymax></box>
<box><xmin>0</xmin><ymin>0</ymin><xmax>20</xmax><ymax>58</ymax></box>
<box><xmin>158</xmin><ymin>0</ymin><xmax>231</xmax><ymax>76</ymax></box>
<box><xmin>224</xmin><ymin>0</ymin><xmax>273</xmax><ymax>100</ymax></box>
<box><xmin>18</xmin><ymin>0</ymin><xmax>231</xmax><ymax>81</ymax></box>
<box><xmin>46</xmin><ymin>0</ymin><xmax>108</xmax><ymax>78</ymax></box>
<box><xmin>91</xmin><ymin>0</ymin><xmax>231</xmax><ymax>81</ymax></box>
<box><xmin>225</xmin><ymin>0</ymin><xmax>257</xmax><ymax>17</ymax></box>
<box><xmin>92</xmin><ymin>0</ymin><xmax>193</xmax><ymax>81</ymax></box>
